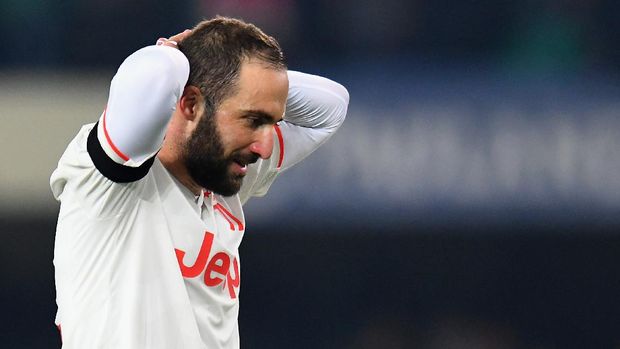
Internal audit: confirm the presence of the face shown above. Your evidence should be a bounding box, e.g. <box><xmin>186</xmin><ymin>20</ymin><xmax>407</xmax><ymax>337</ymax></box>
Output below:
<box><xmin>184</xmin><ymin>60</ymin><xmax>288</xmax><ymax>196</ymax></box>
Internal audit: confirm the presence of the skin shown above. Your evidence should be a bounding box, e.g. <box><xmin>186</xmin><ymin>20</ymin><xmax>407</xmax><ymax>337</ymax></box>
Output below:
<box><xmin>158</xmin><ymin>31</ymin><xmax>289</xmax><ymax>195</ymax></box>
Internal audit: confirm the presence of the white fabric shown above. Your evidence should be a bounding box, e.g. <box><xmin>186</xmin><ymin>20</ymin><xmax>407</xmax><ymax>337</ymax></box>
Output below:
<box><xmin>51</xmin><ymin>124</ymin><xmax>280</xmax><ymax>348</ymax></box>
<box><xmin>100</xmin><ymin>45</ymin><xmax>189</xmax><ymax>166</ymax></box>
<box><xmin>277</xmin><ymin>70</ymin><xmax>349</xmax><ymax>171</ymax></box>
<box><xmin>50</xmin><ymin>45</ymin><xmax>348</xmax><ymax>349</ymax></box>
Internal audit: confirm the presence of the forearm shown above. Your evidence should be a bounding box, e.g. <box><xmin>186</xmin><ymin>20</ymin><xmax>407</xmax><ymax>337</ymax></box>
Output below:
<box><xmin>98</xmin><ymin>45</ymin><xmax>189</xmax><ymax>166</ymax></box>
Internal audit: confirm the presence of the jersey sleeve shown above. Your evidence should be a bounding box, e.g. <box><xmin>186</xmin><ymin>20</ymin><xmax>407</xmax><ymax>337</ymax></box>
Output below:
<box><xmin>277</xmin><ymin>70</ymin><xmax>349</xmax><ymax>171</ymax></box>
<box><xmin>238</xmin><ymin>70</ymin><xmax>349</xmax><ymax>204</ymax></box>
<box><xmin>89</xmin><ymin>45</ymin><xmax>189</xmax><ymax>183</ymax></box>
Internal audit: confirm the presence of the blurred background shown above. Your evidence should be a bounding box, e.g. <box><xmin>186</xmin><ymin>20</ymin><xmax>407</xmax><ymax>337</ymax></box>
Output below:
<box><xmin>1</xmin><ymin>0</ymin><xmax>620</xmax><ymax>348</ymax></box>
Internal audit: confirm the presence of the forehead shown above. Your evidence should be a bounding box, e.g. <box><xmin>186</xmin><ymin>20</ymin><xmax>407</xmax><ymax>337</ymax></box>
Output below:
<box><xmin>229</xmin><ymin>59</ymin><xmax>288</xmax><ymax>112</ymax></box>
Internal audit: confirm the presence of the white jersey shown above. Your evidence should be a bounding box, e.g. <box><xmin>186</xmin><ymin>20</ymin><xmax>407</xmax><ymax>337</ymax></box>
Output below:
<box><xmin>50</xmin><ymin>45</ymin><xmax>348</xmax><ymax>349</ymax></box>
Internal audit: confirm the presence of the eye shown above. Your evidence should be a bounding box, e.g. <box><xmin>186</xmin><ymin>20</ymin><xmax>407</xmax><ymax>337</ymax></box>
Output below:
<box><xmin>246</xmin><ymin>117</ymin><xmax>264</xmax><ymax>129</ymax></box>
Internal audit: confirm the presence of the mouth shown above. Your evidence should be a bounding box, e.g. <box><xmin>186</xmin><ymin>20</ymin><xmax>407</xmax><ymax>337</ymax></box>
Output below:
<box><xmin>231</xmin><ymin>155</ymin><xmax>258</xmax><ymax>175</ymax></box>
<box><xmin>234</xmin><ymin>161</ymin><xmax>248</xmax><ymax>171</ymax></box>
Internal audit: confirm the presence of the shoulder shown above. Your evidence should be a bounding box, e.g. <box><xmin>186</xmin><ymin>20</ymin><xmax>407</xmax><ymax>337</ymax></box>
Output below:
<box><xmin>50</xmin><ymin>123</ymin><xmax>155</xmax><ymax>218</ymax></box>
<box><xmin>51</xmin><ymin>123</ymin><xmax>97</xmax><ymax>187</ymax></box>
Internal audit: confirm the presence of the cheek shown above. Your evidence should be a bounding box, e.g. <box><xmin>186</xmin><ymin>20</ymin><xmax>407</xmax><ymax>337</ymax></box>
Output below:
<box><xmin>218</xmin><ymin>129</ymin><xmax>249</xmax><ymax>156</ymax></box>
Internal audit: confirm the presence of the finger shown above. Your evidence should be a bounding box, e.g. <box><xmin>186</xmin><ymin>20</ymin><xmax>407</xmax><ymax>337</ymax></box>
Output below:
<box><xmin>156</xmin><ymin>37</ymin><xmax>178</xmax><ymax>48</ymax></box>
<box><xmin>168</xmin><ymin>29</ymin><xmax>192</xmax><ymax>43</ymax></box>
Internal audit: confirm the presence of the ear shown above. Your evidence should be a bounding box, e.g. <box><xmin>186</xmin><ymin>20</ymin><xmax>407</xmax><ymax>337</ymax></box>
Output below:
<box><xmin>178</xmin><ymin>85</ymin><xmax>203</xmax><ymax>121</ymax></box>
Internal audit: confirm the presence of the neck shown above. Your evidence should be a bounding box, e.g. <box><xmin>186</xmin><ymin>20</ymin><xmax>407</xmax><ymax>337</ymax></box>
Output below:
<box><xmin>158</xmin><ymin>144</ymin><xmax>203</xmax><ymax>196</ymax></box>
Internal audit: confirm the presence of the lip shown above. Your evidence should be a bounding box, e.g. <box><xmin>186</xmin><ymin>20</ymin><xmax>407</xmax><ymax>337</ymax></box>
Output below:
<box><xmin>231</xmin><ymin>161</ymin><xmax>248</xmax><ymax>175</ymax></box>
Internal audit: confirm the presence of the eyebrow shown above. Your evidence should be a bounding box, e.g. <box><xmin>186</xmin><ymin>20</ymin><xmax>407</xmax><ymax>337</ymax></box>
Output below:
<box><xmin>243</xmin><ymin>109</ymin><xmax>283</xmax><ymax>123</ymax></box>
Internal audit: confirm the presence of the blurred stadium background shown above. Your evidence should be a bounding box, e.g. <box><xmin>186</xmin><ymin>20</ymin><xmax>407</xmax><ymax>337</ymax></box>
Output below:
<box><xmin>1</xmin><ymin>0</ymin><xmax>620</xmax><ymax>348</ymax></box>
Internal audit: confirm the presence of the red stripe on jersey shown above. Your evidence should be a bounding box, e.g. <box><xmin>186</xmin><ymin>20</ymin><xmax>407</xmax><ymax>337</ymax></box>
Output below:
<box><xmin>219</xmin><ymin>204</ymin><xmax>245</xmax><ymax>231</ymax></box>
<box><xmin>214</xmin><ymin>204</ymin><xmax>236</xmax><ymax>231</ymax></box>
<box><xmin>274</xmin><ymin>124</ymin><xmax>284</xmax><ymax>169</ymax></box>
<box><xmin>214</xmin><ymin>203</ymin><xmax>244</xmax><ymax>231</ymax></box>
<box><xmin>102</xmin><ymin>108</ymin><xmax>130</xmax><ymax>162</ymax></box>
<box><xmin>57</xmin><ymin>324</ymin><xmax>62</xmax><ymax>343</ymax></box>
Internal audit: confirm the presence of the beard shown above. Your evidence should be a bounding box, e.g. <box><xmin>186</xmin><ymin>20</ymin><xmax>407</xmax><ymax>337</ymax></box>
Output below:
<box><xmin>184</xmin><ymin>113</ymin><xmax>258</xmax><ymax>196</ymax></box>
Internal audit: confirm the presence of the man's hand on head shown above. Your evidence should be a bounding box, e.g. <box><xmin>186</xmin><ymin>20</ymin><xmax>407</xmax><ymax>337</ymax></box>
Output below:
<box><xmin>156</xmin><ymin>29</ymin><xmax>192</xmax><ymax>49</ymax></box>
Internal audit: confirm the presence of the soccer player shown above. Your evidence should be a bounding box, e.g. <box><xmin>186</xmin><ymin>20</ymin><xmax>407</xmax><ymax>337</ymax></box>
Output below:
<box><xmin>50</xmin><ymin>17</ymin><xmax>348</xmax><ymax>348</ymax></box>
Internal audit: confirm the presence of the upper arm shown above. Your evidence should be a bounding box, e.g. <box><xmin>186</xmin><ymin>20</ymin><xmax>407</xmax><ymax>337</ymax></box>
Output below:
<box><xmin>89</xmin><ymin>45</ymin><xmax>189</xmax><ymax>182</ymax></box>
<box><xmin>51</xmin><ymin>124</ymin><xmax>149</xmax><ymax>218</ymax></box>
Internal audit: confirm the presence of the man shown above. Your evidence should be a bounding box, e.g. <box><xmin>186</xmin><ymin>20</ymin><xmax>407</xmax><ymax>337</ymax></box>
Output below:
<box><xmin>50</xmin><ymin>17</ymin><xmax>348</xmax><ymax>348</ymax></box>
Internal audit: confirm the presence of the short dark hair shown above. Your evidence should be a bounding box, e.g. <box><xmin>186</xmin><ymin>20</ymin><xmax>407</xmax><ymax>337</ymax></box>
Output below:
<box><xmin>179</xmin><ymin>16</ymin><xmax>286</xmax><ymax>116</ymax></box>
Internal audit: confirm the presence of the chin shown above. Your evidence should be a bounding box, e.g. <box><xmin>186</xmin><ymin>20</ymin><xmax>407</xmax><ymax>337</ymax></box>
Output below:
<box><xmin>205</xmin><ymin>177</ymin><xmax>244</xmax><ymax>197</ymax></box>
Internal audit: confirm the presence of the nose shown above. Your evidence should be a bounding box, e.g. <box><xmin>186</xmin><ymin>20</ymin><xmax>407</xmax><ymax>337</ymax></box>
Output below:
<box><xmin>249</xmin><ymin>126</ymin><xmax>274</xmax><ymax>160</ymax></box>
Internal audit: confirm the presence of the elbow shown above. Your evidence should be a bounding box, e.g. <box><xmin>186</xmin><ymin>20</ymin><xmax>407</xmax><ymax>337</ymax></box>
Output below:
<box><xmin>112</xmin><ymin>46</ymin><xmax>189</xmax><ymax>99</ymax></box>
<box><xmin>328</xmin><ymin>80</ymin><xmax>349</xmax><ymax>129</ymax></box>
<box><xmin>320</xmin><ymin>75</ymin><xmax>350</xmax><ymax>113</ymax></box>
<box><xmin>316</xmin><ymin>77</ymin><xmax>349</xmax><ymax>128</ymax></box>
<box><xmin>334</xmin><ymin>80</ymin><xmax>350</xmax><ymax>108</ymax></box>
<box><xmin>286</xmin><ymin>70</ymin><xmax>350</xmax><ymax>129</ymax></box>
